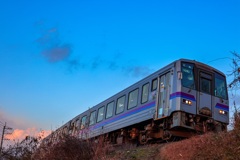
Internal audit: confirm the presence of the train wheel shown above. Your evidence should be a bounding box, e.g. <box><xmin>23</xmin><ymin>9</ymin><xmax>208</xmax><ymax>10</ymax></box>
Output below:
<box><xmin>138</xmin><ymin>132</ymin><xmax>148</xmax><ymax>145</ymax></box>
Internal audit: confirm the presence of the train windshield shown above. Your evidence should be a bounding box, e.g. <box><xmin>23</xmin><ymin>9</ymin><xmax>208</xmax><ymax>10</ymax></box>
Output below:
<box><xmin>214</xmin><ymin>73</ymin><xmax>228</xmax><ymax>100</ymax></box>
<box><xmin>181</xmin><ymin>63</ymin><xmax>195</xmax><ymax>89</ymax></box>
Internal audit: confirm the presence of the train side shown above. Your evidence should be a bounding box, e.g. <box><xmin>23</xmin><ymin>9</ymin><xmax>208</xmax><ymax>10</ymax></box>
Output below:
<box><xmin>44</xmin><ymin>59</ymin><xmax>229</xmax><ymax>145</ymax></box>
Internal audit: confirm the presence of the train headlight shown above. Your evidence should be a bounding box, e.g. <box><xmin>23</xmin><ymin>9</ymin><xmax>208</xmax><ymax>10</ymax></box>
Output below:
<box><xmin>183</xmin><ymin>99</ymin><xmax>192</xmax><ymax>105</ymax></box>
<box><xmin>219</xmin><ymin>110</ymin><xmax>227</xmax><ymax>115</ymax></box>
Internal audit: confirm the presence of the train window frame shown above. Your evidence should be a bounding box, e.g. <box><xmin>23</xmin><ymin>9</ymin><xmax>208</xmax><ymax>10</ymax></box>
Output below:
<box><xmin>106</xmin><ymin>101</ymin><xmax>114</xmax><ymax>119</ymax></box>
<box><xmin>116</xmin><ymin>95</ymin><xmax>126</xmax><ymax>115</ymax></box>
<box><xmin>80</xmin><ymin>115</ymin><xmax>87</xmax><ymax>129</ymax></box>
<box><xmin>128</xmin><ymin>88</ymin><xmax>139</xmax><ymax>109</ymax></box>
<box><xmin>141</xmin><ymin>83</ymin><xmax>149</xmax><ymax>104</ymax></box>
<box><xmin>89</xmin><ymin>111</ymin><xmax>96</xmax><ymax>126</ymax></box>
<box><xmin>97</xmin><ymin>106</ymin><xmax>105</xmax><ymax>123</ymax></box>
<box><xmin>151</xmin><ymin>78</ymin><xmax>158</xmax><ymax>91</ymax></box>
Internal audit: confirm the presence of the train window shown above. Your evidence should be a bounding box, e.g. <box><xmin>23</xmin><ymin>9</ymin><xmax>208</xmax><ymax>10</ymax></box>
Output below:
<box><xmin>63</xmin><ymin>126</ymin><xmax>68</xmax><ymax>135</ymax></box>
<box><xmin>97</xmin><ymin>106</ymin><xmax>105</xmax><ymax>122</ymax></box>
<box><xmin>152</xmin><ymin>78</ymin><xmax>158</xmax><ymax>91</ymax></box>
<box><xmin>74</xmin><ymin>119</ymin><xmax>80</xmax><ymax>134</ymax></box>
<box><xmin>181</xmin><ymin>63</ymin><xmax>195</xmax><ymax>89</ymax></box>
<box><xmin>69</xmin><ymin>121</ymin><xmax>74</xmax><ymax>131</ymax></box>
<box><xmin>80</xmin><ymin>116</ymin><xmax>87</xmax><ymax>129</ymax></box>
<box><xmin>106</xmin><ymin>101</ymin><xmax>114</xmax><ymax>119</ymax></box>
<box><xmin>200</xmin><ymin>74</ymin><xmax>211</xmax><ymax>94</ymax></box>
<box><xmin>141</xmin><ymin>83</ymin><xmax>149</xmax><ymax>104</ymax></box>
<box><xmin>116</xmin><ymin>95</ymin><xmax>126</xmax><ymax>114</ymax></box>
<box><xmin>75</xmin><ymin>118</ymin><xmax>81</xmax><ymax>130</ymax></box>
<box><xmin>89</xmin><ymin>111</ymin><xmax>96</xmax><ymax>125</ymax></box>
<box><xmin>214</xmin><ymin>73</ymin><xmax>227</xmax><ymax>100</ymax></box>
<box><xmin>128</xmin><ymin>88</ymin><xmax>139</xmax><ymax>109</ymax></box>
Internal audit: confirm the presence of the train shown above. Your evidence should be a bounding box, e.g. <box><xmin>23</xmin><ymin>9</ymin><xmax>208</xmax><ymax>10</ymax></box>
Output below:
<box><xmin>43</xmin><ymin>59</ymin><xmax>229</xmax><ymax>145</ymax></box>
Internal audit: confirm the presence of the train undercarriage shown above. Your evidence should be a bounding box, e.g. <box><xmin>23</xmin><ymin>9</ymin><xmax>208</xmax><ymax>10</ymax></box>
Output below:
<box><xmin>101</xmin><ymin>111</ymin><xmax>227</xmax><ymax>145</ymax></box>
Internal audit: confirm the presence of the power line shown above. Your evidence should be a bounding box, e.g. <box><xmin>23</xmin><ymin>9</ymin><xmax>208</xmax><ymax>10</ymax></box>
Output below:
<box><xmin>207</xmin><ymin>57</ymin><xmax>232</xmax><ymax>64</ymax></box>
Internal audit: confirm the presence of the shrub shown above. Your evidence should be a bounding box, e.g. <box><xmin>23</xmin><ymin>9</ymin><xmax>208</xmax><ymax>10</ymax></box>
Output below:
<box><xmin>33</xmin><ymin>135</ymin><xmax>113</xmax><ymax>160</ymax></box>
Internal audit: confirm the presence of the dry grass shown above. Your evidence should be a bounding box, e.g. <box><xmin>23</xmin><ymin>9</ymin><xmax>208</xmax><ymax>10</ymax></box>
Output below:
<box><xmin>159</xmin><ymin>117</ymin><xmax>240</xmax><ymax>160</ymax></box>
<box><xmin>4</xmin><ymin>116</ymin><xmax>240</xmax><ymax>160</ymax></box>
<box><xmin>33</xmin><ymin>116</ymin><xmax>240</xmax><ymax>160</ymax></box>
<box><xmin>33</xmin><ymin>135</ymin><xmax>114</xmax><ymax>160</ymax></box>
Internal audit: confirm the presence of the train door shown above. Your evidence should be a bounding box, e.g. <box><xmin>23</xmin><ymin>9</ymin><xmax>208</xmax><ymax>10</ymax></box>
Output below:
<box><xmin>157</xmin><ymin>71</ymin><xmax>171</xmax><ymax>119</ymax></box>
<box><xmin>198</xmin><ymin>71</ymin><xmax>212</xmax><ymax>116</ymax></box>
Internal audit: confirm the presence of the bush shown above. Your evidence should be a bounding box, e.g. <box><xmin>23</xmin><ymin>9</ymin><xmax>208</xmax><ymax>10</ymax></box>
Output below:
<box><xmin>159</xmin><ymin>115</ymin><xmax>240</xmax><ymax>160</ymax></box>
<box><xmin>33</xmin><ymin>135</ymin><xmax>112</xmax><ymax>160</ymax></box>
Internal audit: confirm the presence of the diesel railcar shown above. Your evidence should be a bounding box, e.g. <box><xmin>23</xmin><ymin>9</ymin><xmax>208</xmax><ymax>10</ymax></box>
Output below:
<box><xmin>44</xmin><ymin>59</ymin><xmax>229</xmax><ymax>144</ymax></box>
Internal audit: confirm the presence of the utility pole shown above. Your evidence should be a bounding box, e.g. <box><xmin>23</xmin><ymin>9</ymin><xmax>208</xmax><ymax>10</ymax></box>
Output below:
<box><xmin>0</xmin><ymin>122</ymin><xmax>12</xmax><ymax>157</ymax></box>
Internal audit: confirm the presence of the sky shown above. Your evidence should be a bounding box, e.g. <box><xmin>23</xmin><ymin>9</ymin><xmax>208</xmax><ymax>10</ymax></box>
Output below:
<box><xmin>0</xmin><ymin>0</ymin><xmax>239</xmax><ymax>142</ymax></box>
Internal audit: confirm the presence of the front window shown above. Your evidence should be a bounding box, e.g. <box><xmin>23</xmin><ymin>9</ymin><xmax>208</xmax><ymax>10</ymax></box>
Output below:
<box><xmin>200</xmin><ymin>72</ymin><xmax>212</xmax><ymax>94</ymax></box>
<box><xmin>215</xmin><ymin>73</ymin><xmax>227</xmax><ymax>100</ymax></box>
<box><xmin>201</xmin><ymin>78</ymin><xmax>211</xmax><ymax>94</ymax></box>
<box><xmin>181</xmin><ymin>63</ymin><xmax>195</xmax><ymax>89</ymax></box>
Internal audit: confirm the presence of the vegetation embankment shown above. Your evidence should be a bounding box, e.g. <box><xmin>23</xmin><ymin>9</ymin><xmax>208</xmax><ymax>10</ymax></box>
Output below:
<box><xmin>159</xmin><ymin>115</ymin><xmax>240</xmax><ymax>160</ymax></box>
<box><xmin>2</xmin><ymin>116</ymin><xmax>240</xmax><ymax>160</ymax></box>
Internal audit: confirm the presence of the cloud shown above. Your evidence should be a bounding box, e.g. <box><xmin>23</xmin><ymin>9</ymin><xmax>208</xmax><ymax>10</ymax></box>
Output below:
<box><xmin>41</xmin><ymin>44</ymin><xmax>72</xmax><ymax>63</ymax></box>
<box><xmin>66</xmin><ymin>59</ymin><xmax>86</xmax><ymax>73</ymax></box>
<box><xmin>5</xmin><ymin>128</ymin><xmax>51</xmax><ymax>142</ymax></box>
<box><xmin>0</xmin><ymin>109</ymin><xmax>51</xmax><ymax>147</ymax></box>
<box><xmin>34</xmin><ymin>21</ymin><xmax>154</xmax><ymax>76</ymax></box>
<box><xmin>91</xmin><ymin>56</ymin><xmax>104</xmax><ymax>69</ymax></box>
<box><xmin>36</xmin><ymin>27</ymin><xmax>60</xmax><ymax>48</ymax></box>
<box><xmin>36</xmin><ymin>26</ymin><xmax>73</xmax><ymax>63</ymax></box>
<box><xmin>108</xmin><ymin>61</ymin><xmax>119</xmax><ymax>70</ymax></box>
<box><xmin>122</xmin><ymin>65</ymin><xmax>154</xmax><ymax>77</ymax></box>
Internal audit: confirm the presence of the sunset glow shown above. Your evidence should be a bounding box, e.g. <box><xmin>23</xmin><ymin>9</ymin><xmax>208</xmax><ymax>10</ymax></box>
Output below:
<box><xmin>5</xmin><ymin>128</ymin><xmax>51</xmax><ymax>142</ymax></box>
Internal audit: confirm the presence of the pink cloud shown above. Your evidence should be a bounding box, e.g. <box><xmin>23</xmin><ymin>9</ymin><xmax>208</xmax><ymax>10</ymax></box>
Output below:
<box><xmin>5</xmin><ymin>128</ymin><xmax>51</xmax><ymax>142</ymax></box>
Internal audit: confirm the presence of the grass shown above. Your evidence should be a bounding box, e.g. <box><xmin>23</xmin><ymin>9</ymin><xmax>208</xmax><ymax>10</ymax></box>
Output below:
<box><xmin>3</xmin><ymin>116</ymin><xmax>240</xmax><ymax>160</ymax></box>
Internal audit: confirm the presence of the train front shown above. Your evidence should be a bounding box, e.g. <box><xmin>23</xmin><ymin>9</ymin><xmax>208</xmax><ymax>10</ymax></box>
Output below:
<box><xmin>172</xmin><ymin>59</ymin><xmax>229</xmax><ymax>133</ymax></box>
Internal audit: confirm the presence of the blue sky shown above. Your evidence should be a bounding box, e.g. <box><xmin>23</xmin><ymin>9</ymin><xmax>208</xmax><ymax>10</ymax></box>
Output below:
<box><xmin>0</xmin><ymin>0</ymin><xmax>239</xmax><ymax>136</ymax></box>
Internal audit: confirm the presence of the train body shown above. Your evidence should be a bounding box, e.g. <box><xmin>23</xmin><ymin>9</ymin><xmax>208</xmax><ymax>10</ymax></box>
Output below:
<box><xmin>44</xmin><ymin>59</ymin><xmax>229</xmax><ymax>144</ymax></box>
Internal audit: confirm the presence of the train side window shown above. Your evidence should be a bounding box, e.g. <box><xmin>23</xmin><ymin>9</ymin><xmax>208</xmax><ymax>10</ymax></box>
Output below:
<box><xmin>80</xmin><ymin>115</ymin><xmax>87</xmax><ymax>129</ymax></box>
<box><xmin>141</xmin><ymin>83</ymin><xmax>149</xmax><ymax>104</ymax></box>
<box><xmin>128</xmin><ymin>88</ymin><xmax>139</xmax><ymax>109</ymax></box>
<box><xmin>89</xmin><ymin>111</ymin><xmax>96</xmax><ymax>126</ymax></box>
<box><xmin>116</xmin><ymin>95</ymin><xmax>126</xmax><ymax>114</ymax></box>
<box><xmin>75</xmin><ymin>118</ymin><xmax>80</xmax><ymax>130</ymax></box>
<box><xmin>63</xmin><ymin>126</ymin><xmax>68</xmax><ymax>135</ymax></box>
<box><xmin>97</xmin><ymin>106</ymin><xmax>105</xmax><ymax>122</ymax></box>
<box><xmin>152</xmin><ymin>78</ymin><xmax>158</xmax><ymax>91</ymax></box>
<box><xmin>106</xmin><ymin>101</ymin><xmax>114</xmax><ymax>119</ymax></box>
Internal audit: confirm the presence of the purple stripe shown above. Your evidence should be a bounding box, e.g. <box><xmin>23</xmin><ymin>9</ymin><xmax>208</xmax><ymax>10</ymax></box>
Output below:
<box><xmin>92</xmin><ymin>101</ymin><xmax>156</xmax><ymax>129</ymax></box>
<box><xmin>215</xmin><ymin>103</ymin><xmax>229</xmax><ymax>111</ymax></box>
<box><xmin>170</xmin><ymin>92</ymin><xmax>196</xmax><ymax>101</ymax></box>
